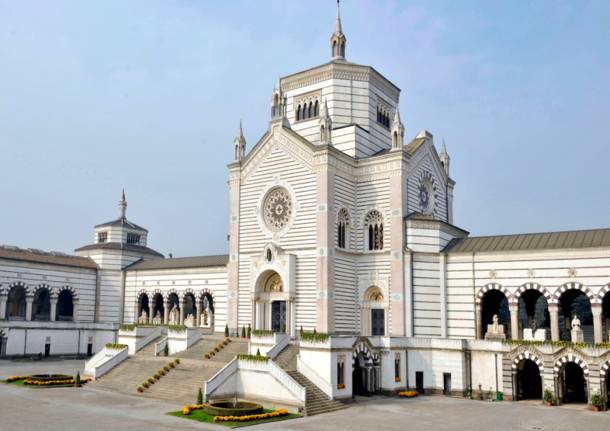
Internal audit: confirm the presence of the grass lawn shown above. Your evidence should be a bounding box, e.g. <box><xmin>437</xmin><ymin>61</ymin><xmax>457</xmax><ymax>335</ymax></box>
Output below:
<box><xmin>167</xmin><ymin>409</ymin><xmax>301</xmax><ymax>428</ymax></box>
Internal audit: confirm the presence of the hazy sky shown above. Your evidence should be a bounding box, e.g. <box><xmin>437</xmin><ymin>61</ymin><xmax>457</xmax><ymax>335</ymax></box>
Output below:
<box><xmin>1</xmin><ymin>0</ymin><xmax>609</xmax><ymax>257</ymax></box>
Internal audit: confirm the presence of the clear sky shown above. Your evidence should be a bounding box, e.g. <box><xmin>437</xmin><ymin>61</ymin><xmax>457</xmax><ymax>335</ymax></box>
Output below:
<box><xmin>1</xmin><ymin>0</ymin><xmax>609</xmax><ymax>257</ymax></box>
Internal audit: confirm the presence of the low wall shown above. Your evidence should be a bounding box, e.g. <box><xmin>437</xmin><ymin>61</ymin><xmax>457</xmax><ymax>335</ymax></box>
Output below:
<box><xmin>84</xmin><ymin>346</ymin><xmax>128</xmax><ymax>379</ymax></box>
<box><xmin>167</xmin><ymin>327</ymin><xmax>200</xmax><ymax>355</ymax></box>
<box><xmin>205</xmin><ymin>358</ymin><xmax>306</xmax><ymax>412</ymax></box>
<box><xmin>118</xmin><ymin>326</ymin><xmax>163</xmax><ymax>355</ymax></box>
<box><xmin>0</xmin><ymin>321</ymin><xmax>117</xmax><ymax>357</ymax></box>
<box><xmin>249</xmin><ymin>332</ymin><xmax>289</xmax><ymax>358</ymax></box>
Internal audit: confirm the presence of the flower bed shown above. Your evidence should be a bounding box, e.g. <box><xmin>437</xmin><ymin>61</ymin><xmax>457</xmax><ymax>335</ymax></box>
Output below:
<box><xmin>5</xmin><ymin>374</ymin><xmax>91</xmax><ymax>387</ymax></box>
<box><xmin>214</xmin><ymin>408</ymin><xmax>288</xmax><ymax>422</ymax></box>
<box><xmin>398</xmin><ymin>390</ymin><xmax>418</xmax><ymax>398</ymax></box>
<box><xmin>171</xmin><ymin>405</ymin><xmax>296</xmax><ymax>427</ymax></box>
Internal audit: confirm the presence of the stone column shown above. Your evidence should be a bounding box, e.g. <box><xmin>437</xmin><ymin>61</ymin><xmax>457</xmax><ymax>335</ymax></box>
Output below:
<box><xmin>179</xmin><ymin>299</ymin><xmax>185</xmax><ymax>325</ymax></box>
<box><xmin>285</xmin><ymin>299</ymin><xmax>291</xmax><ymax>335</ymax></box>
<box><xmin>592</xmin><ymin>304</ymin><xmax>603</xmax><ymax>344</ymax></box>
<box><xmin>549</xmin><ymin>303</ymin><xmax>560</xmax><ymax>342</ymax></box>
<box><xmin>72</xmin><ymin>299</ymin><xmax>79</xmax><ymax>322</ymax></box>
<box><xmin>475</xmin><ymin>303</ymin><xmax>483</xmax><ymax>339</ymax></box>
<box><xmin>227</xmin><ymin>164</ymin><xmax>242</xmax><ymax>335</ymax></box>
<box><xmin>50</xmin><ymin>296</ymin><xmax>57</xmax><ymax>322</ymax></box>
<box><xmin>255</xmin><ymin>302</ymin><xmax>262</xmax><ymax>330</ymax></box>
<box><xmin>196</xmin><ymin>301</ymin><xmax>202</xmax><ymax>327</ymax></box>
<box><xmin>25</xmin><ymin>296</ymin><xmax>34</xmax><ymax>321</ymax></box>
<box><xmin>389</xmin><ymin>165</ymin><xmax>406</xmax><ymax>337</ymax></box>
<box><xmin>149</xmin><ymin>301</ymin><xmax>156</xmax><ymax>324</ymax></box>
<box><xmin>362</xmin><ymin>306</ymin><xmax>371</xmax><ymax>336</ymax></box>
<box><xmin>163</xmin><ymin>299</ymin><xmax>169</xmax><ymax>325</ymax></box>
<box><xmin>509</xmin><ymin>303</ymin><xmax>520</xmax><ymax>340</ymax></box>
<box><xmin>0</xmin><ymin>294</ymin><xmax>8</xmax><ymax>320</ymax></box>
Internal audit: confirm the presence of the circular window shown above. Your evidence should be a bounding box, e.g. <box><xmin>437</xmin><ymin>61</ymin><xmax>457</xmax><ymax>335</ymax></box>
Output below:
<box><xmin>263</xmin><ymin>187</ymin><xmax>293</xmax><ymax>232</ymax></box>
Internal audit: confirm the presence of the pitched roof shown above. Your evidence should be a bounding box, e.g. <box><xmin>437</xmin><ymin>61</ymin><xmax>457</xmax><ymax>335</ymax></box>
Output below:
<box><xmin>95</xmin><ymin>217</ymin><xmax>148</xmax><ymax>232</ymax></box>
<box><xmin>74</xmin><ymin>242</ymin><xmax>164</xmax><ymax>258</ymax></box>
<box><xmin>405</xmin><ymin>137</ymin><xmax>426</xmax><ymax>155</ymax></box>
<box><xmin>127</xmin><ymin>254</ymin><xmax>229</xmax><ymax>271</ymax></box>
<box><xmin>444</xmin><ymin>228</ymin><xmax>610</xmax><ymax>254</ymax></box>
<box><xmin>0</xmin><ymin>245</ymin><xmax>98</xmax><ymax>269</ymax></box>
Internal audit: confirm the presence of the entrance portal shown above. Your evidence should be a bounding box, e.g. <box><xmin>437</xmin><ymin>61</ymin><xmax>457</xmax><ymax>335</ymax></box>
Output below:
<box><xmin>271</xmin><ymin>301</ymin><xmax>286</xmax><ymax>333</ymax></box>
<box><xmin>352</xmin><ymin>353</ymin><xmax>369</xmax><ymax>397</ymax></box>
<box><xmin>562</xmin><ymin>362</ymin><xmax>587</xmax><ymax>403</ymax></box>
<box><xmin>516</xmin><ymin>359</ymin><xmax>542</xmax><ymax>400</ymax></box>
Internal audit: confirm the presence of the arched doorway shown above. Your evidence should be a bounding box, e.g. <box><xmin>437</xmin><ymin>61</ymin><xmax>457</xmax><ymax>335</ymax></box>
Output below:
<box><xmin>361</xmin><ymin>286</ymin><xmax>387</xmax><ymax>336</ymax></box>
<box><xmin>602</xmin><ymin>290</ymin><xmax>610</xmax><ymax>342</ymax></box>
<box><xmin>254</xmin><ymin>270</ymin><xmax>289</xmax><ymax>333</ymax></box>
<box><xmin>519</xmin><ymin>290</ymin><xmax>549</xmax><ymax>339</ymax></box>
<box><xmin>137</xmin><ymin>293</ymin><xmax>149</xmax><ymax>323</ymax></box>
<box><xmin>352</xmin><ymin>352</ymin><xmax>368</xmax><ymax>397</ymax></box>
<box><xmin>183</xmin><ymin>292</ymin><xmax>196</xmax><ymax>320</ymax></box>
<box><xmin>516</xmin><ymin>359</ymin><xmax>542</xmax><ymax>400</ymax></box>
<box><xmin>558</xmin><ymin>289</ymin><xmax>593</xmax><ymax>342</ymax></box>
<box><xmin>7</xmin><ymin>284</ymin><xmax>26</xmax><ymax>320</ymax></box>
<box><xmin>481</xmin><ymin>289</ymin><xmax>510</xmax><ymax>338</ymax></box>
<box><xmin>33</xmin><ymin>287</ymin><xmax>51</xmax><ymax>321</ymax></box>
<box><xmin>152</xmin><ymin>292</ymin><xmax>164</xmax><ymax>323</ymax></box>
<box><xmin>561</xmin><ymin>362</ymin><xmax>587</xmax><ymax>404</ymax></box>
<box><xmin>201</xmin><ymin>292</ymin><xmax>214</xmax><ymax>328</ymax></box>
<box><xmin>56</xmin><ymin>290</ymin><xmax>74</xmax><ymax>321</ymax></box>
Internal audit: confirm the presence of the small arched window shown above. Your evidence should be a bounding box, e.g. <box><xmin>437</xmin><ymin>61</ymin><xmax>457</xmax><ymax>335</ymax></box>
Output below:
<box><xmin>313</xmin><ymin>100</ymin><xmax>319</xmax><ymax>117</ymax></box>
<box><xmin>337</xmin><ymin>208</ymin><xmax>350</xmax><ymax>249</ymax></box>
<box><xmin>365</xmin><ymin>210</ymin><xmax>384</xmax><ymax>251</ymax></box>
<box><xmin>296</xmin><ymin>104</ymin><xmax>301</xmax><ymax>121</ymax></box>
<box><xmin>308</xmin><ymin>102</ymin><xmax>313</xmax><ymax>119</ymax></box>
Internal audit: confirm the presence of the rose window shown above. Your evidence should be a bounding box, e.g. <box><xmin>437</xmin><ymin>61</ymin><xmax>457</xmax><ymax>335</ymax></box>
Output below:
<box><xmin>263</xmin><ymin>188</ymin><xmax>293</xmax><ymax>232</ymax></box>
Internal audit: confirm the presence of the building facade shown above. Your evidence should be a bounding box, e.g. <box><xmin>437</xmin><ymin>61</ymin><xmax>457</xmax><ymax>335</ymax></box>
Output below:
<box><xmin>2</xmin><ymin>6</ymin><xmax>610</xmax><ymax>407</ymax></box>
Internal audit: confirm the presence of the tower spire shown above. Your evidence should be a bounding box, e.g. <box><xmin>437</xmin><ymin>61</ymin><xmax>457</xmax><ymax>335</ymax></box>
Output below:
<box><xmin>234</xmin><ymin>120</ymin><xmax>246</xmax><ymax>161</ymax></box>
<box><xmin>330</xmin><ymin>0</ymin><xmax>347</xmax><ymax>60</ymax></box>
<box><xmin>119</xmin><ymin>189</ymin><xmax>127</xmax><ymax>219</ymax></box>
<box><xmin>391</xmin><ymin>108</ymin><xmax>405</xmax><ymax>151</ymax></box>
<box><xmin>440</xmin><ymin>138</ymin><xmax>450</xmax><ymax>176</ymax></box>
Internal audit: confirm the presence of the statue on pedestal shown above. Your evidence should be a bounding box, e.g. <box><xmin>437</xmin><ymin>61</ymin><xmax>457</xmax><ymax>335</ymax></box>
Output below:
<box><xmin>169</xmin><ymin>305</ymin><xmax>179</xmax><ymax>325</ymax></box>
<box><xmin>184</xmin><ymin>313</ymin><xmax>195</xmax><ymax>328</ymax></box>
<box><xmin>485</xmin><ymin>314</ymin><xmax>506</xmax><ymax>340</ymax></box>
<box><xmin>152</xmin><ymin>311</ymin><xmax>162</xmax><ymax>325</ymax></box>
<box><xmin>138</xmin><ymin>310</ymin><xmax>148</xmax><ymax>324</ymax></box>
<box><xmin>570</xmin><ymin>315</ymin><xmax>584</xmax><ymax>343</ymax></box>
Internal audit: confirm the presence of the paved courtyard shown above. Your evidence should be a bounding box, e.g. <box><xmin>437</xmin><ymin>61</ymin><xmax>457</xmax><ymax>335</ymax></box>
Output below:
<box><xmin>1</xmin><ymin>359</ymin><xmax>609</xmax><ymax>431</ymax></box>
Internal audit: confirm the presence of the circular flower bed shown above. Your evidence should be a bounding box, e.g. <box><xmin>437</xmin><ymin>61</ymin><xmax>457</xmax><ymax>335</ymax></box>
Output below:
<box><xmin>398</xmin><ymin>390</ymin><xmax>418</xmax><ymax>398</ymax></box>
<box><xmin>201</xmin><ymin>401</ymin><xmax>263</xmax><ymax>417</ymax></box>
<box><xmin>5</xmin><ymin>374</ymin><xmax>91</xmax><ymax>387</ymax></box>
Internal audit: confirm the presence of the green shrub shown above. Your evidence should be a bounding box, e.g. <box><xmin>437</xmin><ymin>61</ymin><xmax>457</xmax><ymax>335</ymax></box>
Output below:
<box><xmin>256</xmin><ymin>348</ymin><xmax>261</xmax><ymax>356</ymax></box>
<box><xmin>299</xmin><ymin>331</ymin><xmax>329</xmax><ymax>343</ymax></box>
<box><xmin>197</xmin><ymin>387</ymin><xmax>203</xmax><ymax>405</ymax></box>
<box><xmin>137</xmin><ymin>386</ymin><xmax>144</xmax><ymax>393</ymax></box>
<box><xmin>143</xmin><ymin>382</ymin><xmax>150</xmax><ymax>388</ymax></box>
<box><xmin>251</xmin><ymin>329</ymin><xmax>274</xmax><ymax>337</ymax></box>
<box><xmin>163</xmin><ymin>344</ymin><xmax>169</xmax><ymax>357</ymax></box>
<box><xmin>75</xmin><ymin>371</ymin><xmax>81</xmax><ymax>386</ymax></box>
<box><xmin>119</xmin><ymin>324</ymin><xmax>136</xmax><ymax>331</ymax></box>
<box><xmin>224</xmin><ymin>324</ymin><xmax>229</xmax><ymax>337</ymax></box>
<box><xmin>241</xmin><ymin>326</ymin><xmax>246</xmax><ymax>338</ymax></box>
<box><xmin>105</xmin><ymin>343</ymin><xmax>128</xmax><ymax>350</ymax></box>
<box><xmin>205</xmin><ymin>353</ymin><xmax>211</xmax><ymax>359</ymax></box>
<box><xmin>167</xmin><ymin>325</ymin><xmax>187</xmax><ymax>333</ymax></box>
<box><xmin>174</xmin><ymin>358</ymin><xmax>180</xmax><ymax>365</ymax></box>
<box><xmin>590</xmin><ymin>392</ymin><xmax>603</xmax><ymax>407</ymax></box>
<box><xmin>147</xmin><ymin>377</ymin><xmax>154</xmax><ymax>384</ymax></box>
<box><xmin>543</xmin><ymin>388</ymin><xmax>555</xmax><ymax>405</ymax></box>
<box><xmin>163</xmin><ymin>365</ymin><xmax>170</xmax><ymax>372</ymax></box>
<box><xmin>169</xmin><ymin>362</ymin><xmax>175</xmax><ymax>369</ymax></box>
<box><xmin>247</xmin><ymin>324</ymin><xmax>251</xmax><ymax>338</ymax></box>
<box><xmin>237</xmin><ymin>354</ymin><xmax>269</xmax><ymax>363</ymax></box>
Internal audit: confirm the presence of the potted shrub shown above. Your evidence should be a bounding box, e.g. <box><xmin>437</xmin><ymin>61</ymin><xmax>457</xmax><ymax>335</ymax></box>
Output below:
<box><xmin>163</xmin><ymin>344</ymin><xmax>169</xmax><ymax>357</ymax></box>
<box><xmin>543</xmin><ymin>388</ymin><xmax>555</xmax><ymax>406</ymax></box>
<box><xmin>74</xmin><ymin>371</ymin><xmax>82</xmax><ymax>388</ymax></box>
<box><xmin>590</xmin><ymin>392</ymin><xmax>604</xmax><ymax>412</ymax></box>
<box><xmin>224</xmin><ymin>324</ymin><xmax>229</xmax><ymax>337</ymax></box>
<box><xmin>197</xmin><ymin>387</ymin><xmax>203</xmax><ymax>405</ymax></box>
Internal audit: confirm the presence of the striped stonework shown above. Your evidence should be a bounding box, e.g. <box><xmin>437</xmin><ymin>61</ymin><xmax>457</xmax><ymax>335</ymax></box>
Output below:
<box><xmin>511</xmin><ymin>350</ymin><xmax>544</xmax><ymax>371</ymax></box>
<box><xmin>600</xmin><ymin>359</ymin><xmax>610</xmax><ymax>377</ymax></box>
<box><xmin>197</xmin><ymin>288</ymin><xmax>215</xmax><ymax>301</ymax></box>
<box><xmin>553</xmin><ymin>353</ymin><xmax>589</xmax><ymax>376</ymax></box>
<box><xmin>513</xmin><ymin>283</ymin><xmax>552</xmax><ymax>303</ymax></box>
<box><xmin>57</xmin><ymin>285</ymin><xmax>78</xmax><ymax>299</ymax></box>
<box><xmin>552</xmin><ymin>282</ymin><xmax>598</xmax><ymax>305</ymax></box>
<box><xmin>599</xmin><ymin>284</ymin><xmax>610</xmax><ymax>304</ymax></box>
<box><xmin>352</xmin><ymin>340</ymin><xmax>380</xmax><ymax>366</ymax></box>
<box><xmin>8</xmin><ymin>281</ymin><xmax>29</xmax><ymax>296</ymax></box>
<box><xmin>180</xmin><ymin>288</ymin><xmax>195</xmax><ymax>300</ymax></box>
<box><xmin>475</xmin><ymin>283</ymin><xmax>511</xmax><ymax>305</ymax></box>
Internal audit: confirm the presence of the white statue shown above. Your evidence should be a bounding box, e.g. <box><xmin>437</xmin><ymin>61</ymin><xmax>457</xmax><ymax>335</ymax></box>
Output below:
<box><xmin>169</xmin><ymin>305</ymin><xmax>179</xmax><ymax>325</ymax></box>
<box><xmin>152</xmin><ymin>311</ymin><xmax>162</xmax><ymax>325</ymax></box>
<box><xmin>571</xmin><ymin>315</ymin><xmax>581</xmax><ymax>330</ymax></box>
<box><xmin>138</xmin><ymin>310</ymin><xmax>148</xmax><ymax>324</ymax></box>
<box><xmin>492</xmin><ymin>314</ymin><xmax>499</xmax><ymax>332</ymax></box>
<box><xmin>184</xmin><ymin>313</ymin><xmax>195</xmax><ymax>328</ymax></box>
<box><xmin>485</xmin><ymin>314</ymin><xmax>505</xmax><ymax>340</ymax></box>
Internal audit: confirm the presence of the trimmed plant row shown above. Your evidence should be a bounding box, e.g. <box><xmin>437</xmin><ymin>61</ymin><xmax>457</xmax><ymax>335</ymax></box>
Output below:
<box><xmin>137</xmin><ymin>358</ymin><xmax>180</xmax><ymax>393</ymax></box>
<box><xmin>204</xmin><ymin>338</ymin><xmax>231</xmax><ymax>360</ymax></box>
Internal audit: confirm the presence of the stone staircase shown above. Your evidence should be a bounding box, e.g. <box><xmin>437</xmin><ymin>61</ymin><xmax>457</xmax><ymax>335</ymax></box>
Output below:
<box><xmin>139</xmin><ymin>336</ymin><xmax>163</xmax><ymax>356</ymax></box>
<box><xmin>275</xmin><ymin>344</ymin><xmax>346</xmax><ymax>416</ymax></box>
<box><xmin>91</xmin><ymin>332</ymin><xmax>248</xmax><ymax>406</ymax></box>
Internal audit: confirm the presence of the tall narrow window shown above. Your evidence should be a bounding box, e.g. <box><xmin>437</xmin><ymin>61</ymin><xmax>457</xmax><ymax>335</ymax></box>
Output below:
<box><xmin>394</xmin><ymin>353</ymin><xmax>401</xmax><ymax>382</ymax></box>
<box><xmin>337</xmin><ymin>360</ymin><xmax>345</xmax><ymax>388</ymax></box>
<box><xmin>97</xmin><ymin>232</ymin><xmax>107</xmax><ymax>243</ymax></box>
<box><xmin>296</xmin><ymin>104</ymin><xmax>301</xmax><ymax>121</ymax></box>
<box><xmin>365</xmin><ymin>210</ymin><xmax>384</xmax><ymax>251</ymax></box>
<box><xmin>313</xmin><ymin>100</ymin><xmax>319</xmax><ymax>117</ymax></box>
<box><xmin>308</xmin><ymin>102</ymin><xmax>313</xmax><ymax>118</ymax></box>
<box><xmin>337</xmin><ymin>208</ymin><xmax>349</xmax><ymax>249</ymax></box>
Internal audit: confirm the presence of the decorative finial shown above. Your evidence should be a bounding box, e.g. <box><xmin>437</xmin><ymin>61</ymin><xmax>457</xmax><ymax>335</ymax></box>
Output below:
<box><xmin>391</xmin><ymin>108</ymin><xmax>405</xmax><ymax>151</ymax></box>
<box><xmin>234</xmin><ymin>121</ymin><xmax>246</xmax><ymax>161</ymax></box>
<box><xmin>119</xmin><ymin>189</ymin><xmax>127</xmax><ymax>219</ymax></box>
<box><xmin>330</xmin><ymin>0</ymin><xmax>346</xmax><ymax>60</ymax></box>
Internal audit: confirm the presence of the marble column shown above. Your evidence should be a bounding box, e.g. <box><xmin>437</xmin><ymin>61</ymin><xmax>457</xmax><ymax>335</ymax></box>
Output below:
<box><xmin>163</xmin><ymin>299</ymin><xmax>169</xmax><ymax>325</ymax></box>
<box><xmin>475</xmin><ymin>304</ymin><xmax>483</xmax><ymax>339</ymax></box>
<box><xmin>509</xmin><ymin>303</ymin><xmax>520</xmax><ymax>340</ymax></box>
<box><xmin>592</xmin><ymin>304</ymin><xmax>603</xmax><ymax>344</ymax></box>
<box><xmin>50</xmin><ymin>297</ymin><xmax>57</xmax><ymax>322</ymax></box>
<box><xmin>149</xmin><ymin>301</ymin><xmax>156</xmax><ymax>324</ymax></box>
<box><xmin>73</xmin><ymin>299</ymin><xmax>79</xmax><ymax>322</ymax></box>
<box><xmin>196</xmin><ymin>302</ymin><xmax>202</xmax><ymax>327</ymax></box>
<box><xmin>0</xmin><ymin>295</ymin><xmax>7</xmax><ymax>320</ymax></box>
<box><xmin>179</xmin><ymin>299</ymin><xmax>185</xmax><ymax>325</ymax></box>
<box><xmin>362</xmin><ymin>306</ymin><xmax>371</xmax><ymax>336</ymax></box>
<box><xmin>25</xmin><ymin>296</ymin><xmax>34</xmax><ymax>321</ymax></box>
<box><xmin>549</xmin><ymin>303</ymin><xmax>560</xmax><ymax>341</ymax></box>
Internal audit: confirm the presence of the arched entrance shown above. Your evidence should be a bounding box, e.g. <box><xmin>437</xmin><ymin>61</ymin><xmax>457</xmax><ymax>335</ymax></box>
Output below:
<box><xmin>33</xmin><ymin>287</ymin><xmax>51</xmax><ymax>321</ymax></box>
<box><xmin>137</xmin><ymin>292</ymin><xmax>149</xmax><ymax>323</ymax></box>
<box><xmin>352</xmin><ymin>352</ymin><xmax>368</xmax><ymax>396</ymax></box>
<box><xmin>558</xmin><ymin>289</ymin><xmax>593</xmax><ymax>342</ymax></box>
<box><xmin>481</xmin><ymin>289</ymin><xmax>510</xmax><ymax>338</ymax></box>
<box><xmin>351</xmin><ymin>341</ymin><xmax>380</xmax><ymax>398</ymax></box>
<box><xmin>7</xmin><ymin>284</ymin><xmax>26</xmax><ymax>320</ymax></box>
<box><xmin>602</xmin><ymin>289</ymin><xmax>610</xmax><ymax>342</ymax></box>
<box><xmin>201</xmin><ymin>292</ymin><xmax>214</xmax><ymax>328</ymax></box>
<box><xmin>254</xmin><ymin>270</ymin><xmax>289</xmax><ymax>333</ymax></box>
<box><xmin>516</xmin><ymin>359</ymin><xmax>542</xmax><ymax>400</ymax></box>
<box><xmin>152</xmin><ymin>292</ymin><xmax>164</xmax><ymax>323</ymax></box>
<box><xmin>56</xmin><ymin>290</ymin><xmax>74</xmax><ymax>321</ymax></box>
<box><xmin>167</xmin><ymin>292</ymin><xmax>180</xmax><ymax>324</ymax></box>
<box><xmin>183</xmin><ymin>292</ymin><xmax>196</xmax><ymax>322</ymax></box>
<box><xmin>361</xmin><ymin>286</ymin><xmax>387</xmax><ymax>336</ymax></box>
<box><xmin>518</xmin><ymin>290</ymin><xmax>550</xmax><ymax>338</ymax></box>
<box><xmin>561</xmin><ymin>362</ymin><xmax>587</xmax><ymax>404</ymax></box>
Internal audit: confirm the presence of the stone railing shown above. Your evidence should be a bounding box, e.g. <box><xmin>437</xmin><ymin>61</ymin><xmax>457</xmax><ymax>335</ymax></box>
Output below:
<box><xmin>84</xmin><ymin>345</ymin><xmax>128</xmax><ymax>379</ymax></box>
<box><xmin>297</xmin><ymin>355</ymin><xmax>333</xmax><ymax>398</ymax></box>
<box><xmin>167</xmin><ymin>327</ymin><xmax>200</xmax><ymax>355</ymax></box>
<box><xmin>154</xmin><ymin>337</ymin><xmax>168</xmax><ymax>356</ymax></box>
<box><xmin>268</xmin><ymin>359</ymin><xmax>306</xmax><ymax>403</ymax></box>
<box><xmin>266</xmin><ymin>333</ymin><xmax>290</xmax><ymax>359</ymax></box>
<box><xmin>204</xmin><ymin>357</ymin><xmax>238</xmax><ymax>400</ymax></box>
<box><xmin>118</xmin><ymin>326</ymin><xmax>163</xmax><ymax>355</ymax></box>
